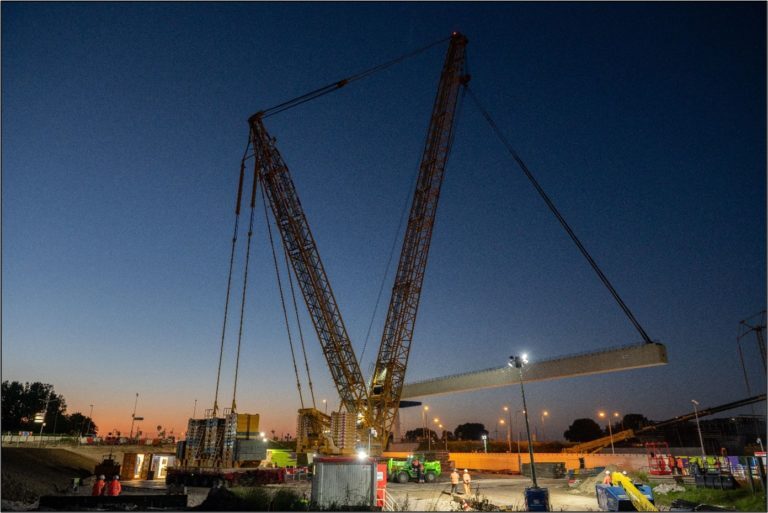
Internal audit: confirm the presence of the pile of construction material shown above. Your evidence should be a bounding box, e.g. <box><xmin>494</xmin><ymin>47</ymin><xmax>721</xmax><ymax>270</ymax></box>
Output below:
<box><xmin>522</xmin><ymin>462</ymin><xmax>566</xmax><ymax>479</ymax></box>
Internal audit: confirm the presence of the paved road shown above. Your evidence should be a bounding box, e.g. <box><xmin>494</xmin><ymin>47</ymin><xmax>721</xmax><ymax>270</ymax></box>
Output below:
<box><xmin>385</xmin><ymin>473</ymin><xmax>599</xmax><ymax>511</ymax></box>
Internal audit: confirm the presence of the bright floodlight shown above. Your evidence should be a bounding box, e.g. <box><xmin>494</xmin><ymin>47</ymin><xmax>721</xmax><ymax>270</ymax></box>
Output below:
<box><xmin>357</xmin><ymin>449</ymin><xmax>368</xmax><ymax>460</ymax></box>
<box><xmin>521</xmin><ymin>353</ymin><xmax>528</xmax><ymax>364</ymax></box>
<box><xmin>691</xmin><ymin>399</ymin><xmax>699</xmax><ymax>405</ymax></box>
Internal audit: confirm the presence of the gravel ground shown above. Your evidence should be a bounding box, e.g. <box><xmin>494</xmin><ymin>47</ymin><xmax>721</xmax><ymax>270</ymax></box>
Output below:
<box><xmin>385</xmin><ymin>473</ymin><xmax>599</xmax><ymax>511</ymax></box>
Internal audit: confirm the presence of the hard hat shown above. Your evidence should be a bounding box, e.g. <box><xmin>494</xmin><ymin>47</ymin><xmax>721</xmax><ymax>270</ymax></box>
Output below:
<box><xmin>99</xmin><ymin>475</ymin><xmax>105</xmax><ymax>479</ymax></box>
<box><xmin>622</xmin><ymin>471</ymin><xmax>628</xmax><ymax>475</ymax></box>
<box><xmin>605</xmin><ymin>470</ymin><xmax>610</xmax><ymax>474</ymax></box>
<box><xmin>114</xmin><ymin>475</ymin><xmax>119</xmax><ymax>479</ymax></box>
<box><xmin>464</xmin><ymin>469</ymin><xmax>468</xmax><ymax>472</ymax></box>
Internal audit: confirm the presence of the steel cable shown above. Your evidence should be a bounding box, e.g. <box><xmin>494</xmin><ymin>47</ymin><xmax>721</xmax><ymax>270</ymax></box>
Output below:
<box><xmin>261</xmin><ymin>184</ymin><xmax>306</xmax><ymax>409</ymax></box>
<box><xmin>465</xmin><ymin>86</ymin><xmax>653</xmax><ymax>344</ymax></box>
<box><xmin>231</xmin><ymin>160</ymin><xmax>259</xmax><ymax>412</ymax></box>
<box><xmin>254</xmin><ymin>36</ymin><xmax>451</xmax><ymax>119</ymax></box>
<box><xmin>212</xmin><ymin>135</ymin><xmax>252</xmax><ymax>416</ymax></box>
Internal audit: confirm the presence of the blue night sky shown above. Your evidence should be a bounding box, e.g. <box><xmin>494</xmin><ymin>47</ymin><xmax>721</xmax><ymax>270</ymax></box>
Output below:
<box><xmin>3</xmin><ymin>2</ymin><xmax>765</xmax><ymax>439</ymax></box>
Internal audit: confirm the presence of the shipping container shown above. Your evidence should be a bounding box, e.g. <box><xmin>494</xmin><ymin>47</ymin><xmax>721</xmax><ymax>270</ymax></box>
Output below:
<box><xmin>311</xmin><ymin>457</ymin><xmax>377</xmax><ymax>509</ymax></box>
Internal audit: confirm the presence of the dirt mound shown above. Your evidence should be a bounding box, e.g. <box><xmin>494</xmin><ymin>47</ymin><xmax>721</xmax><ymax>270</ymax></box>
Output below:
<box><xmin>570</xmin><ymin>464</ymin><xmax>620</xmax><ymax>495</ymax></box>
<box><xmin>1</xmin><ymin>447</ymin><xmax>98</xmax><ymax>503</ymax></box>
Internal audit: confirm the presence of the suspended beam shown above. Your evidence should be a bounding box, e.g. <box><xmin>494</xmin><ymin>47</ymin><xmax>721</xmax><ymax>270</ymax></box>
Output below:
<box><xmin>401</xmin><ymin>342</ymin><xmax>668</xmax><ymax>399</ymax></box>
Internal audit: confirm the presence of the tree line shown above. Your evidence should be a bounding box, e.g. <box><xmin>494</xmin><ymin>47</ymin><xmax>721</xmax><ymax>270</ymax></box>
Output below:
<box><xmin>1</xmin><ymin>380</ymin><xmax>97</xmax><ymax>435</ymax></box>
<box><xmin>402</xmin><ymin>415</ymin><xmax>657</xmax><ymax>443</ymax></box>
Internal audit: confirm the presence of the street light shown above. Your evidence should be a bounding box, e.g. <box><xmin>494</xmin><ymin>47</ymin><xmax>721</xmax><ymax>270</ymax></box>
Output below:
<box><xmin>422</xmin><ymin>405</ymin><xmax>430</xmax><ymax>451</ymax></box>
<box><xmin>598</xmin><ymin>412</ymin><xmax>615</xmax><ymax>455</ymax></box>
<box><xmin>503</xmin><ymin>406</ymin><xmax>512</xmax><ymax>452</ymax></box>
<box><xmin>499</xmin><ymin>418</ymin><xmax>506</xmax><ymax>445</ymax></box>
<box><xmin>692</xmin><ymin>400</ymin><xmax>706</xmax><ymax>462</ymax></box>
<box><xmin>322</xmin><ymin>399</ymin><xmax>328</xmax><ymax>414</ymax></box>
<box><xmin>129</xmin><ymin>393</ymin><xmax>139</xmax><ymax>440</ymax></box>
<box><xmin>540</xmin><ymin>411</ymin><xmax>548</xmax><ymax>441</ymax></box>
<box><xmin>510</xmin><ymin>354</ymin><xmax>538</xmax><ymax>488</ymax></box>
<box><xmin>438</xmin><ymin>423</ymin><xmax>448</xmax><ymax>451</ymax></box>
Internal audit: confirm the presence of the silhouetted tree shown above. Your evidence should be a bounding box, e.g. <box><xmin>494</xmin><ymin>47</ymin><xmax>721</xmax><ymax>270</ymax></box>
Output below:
<box><xmin>620</xmin><ymin>414</ymin><xmax>650</xmax><ymax>431</ymax></box>
<box><xmin>563</xmin><ymin>418</ymin><xmax>603</xmax><ymax>442</ymax></box>
<box><xmin>404</xmin><ymin>428</ymin><xmax>438</xmax><ymax>442</ymax></box>
<box><xmin>454</xmin><ymin>423</ymin><xmax>488</xmax><ymax>441</ymax></box>
<box><xmin>1</xmin><ymin>381</ymin><xmax>68</xmax><ymax>433</ymax></box>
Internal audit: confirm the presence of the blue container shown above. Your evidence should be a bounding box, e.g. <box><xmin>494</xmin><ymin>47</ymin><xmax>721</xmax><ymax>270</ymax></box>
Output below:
<box><xmin>525</xmin><ymin>486</ymin><xmax>550</xmax><ymax>512</ymax></box>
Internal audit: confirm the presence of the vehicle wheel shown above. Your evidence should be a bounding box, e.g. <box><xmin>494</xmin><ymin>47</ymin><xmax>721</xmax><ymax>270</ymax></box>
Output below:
<box><xmin>397</xmin><ymin>471</ymin><xmax>410</xmax><ymax>484</ymax></box>
<box><xmin>425</xmin><ymin>472</ymin><xmax>436</xmax><ymax>483</ymax></box>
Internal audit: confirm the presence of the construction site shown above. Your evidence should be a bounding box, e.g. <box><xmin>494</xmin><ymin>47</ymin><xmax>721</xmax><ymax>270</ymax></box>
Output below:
<box><xmin>3</xmin><ymin>4</ymin><xmax>767</xmax><ymax>513</ymax></box>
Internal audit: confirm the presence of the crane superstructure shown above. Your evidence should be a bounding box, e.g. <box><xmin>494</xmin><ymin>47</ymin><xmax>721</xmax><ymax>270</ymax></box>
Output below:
<box><xmin>247</xmin><ymin>32</ymin><xmax>468</xmax><ymax>454</ymax></box>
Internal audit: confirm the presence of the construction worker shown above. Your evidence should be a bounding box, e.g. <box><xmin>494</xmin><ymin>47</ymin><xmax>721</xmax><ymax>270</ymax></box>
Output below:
<box><xmin>668</xmin><ymin>455</ymin><xmax>677</xmax><ymax>474</ymax></box>
<box><xmin>462</xmin><ymin>469</ymin><xmax>471</xmax><ymax>496</ymax></box>
<box><xmin>106</xmin><ymin>475</ymin><xmax>122</xmax><ymax>496</ymax></box>
<box><xmin>602</xmin><ymin>470</ymin><xmax>613</xmax><ymax>485</ymax></box>
<box><xmin>412</xmin><ymin>458</ymin><xmax>422</xmax><ymax>483</ymax></box>
<box><xmin>450</xmin><ymin>468</ymin><xmax>460</xmax><ymax>494</ymax></box>
<box><xmin>92</xmin><ymin>475</ymin><xmax>106</xmax><ymax>496</ymax></box>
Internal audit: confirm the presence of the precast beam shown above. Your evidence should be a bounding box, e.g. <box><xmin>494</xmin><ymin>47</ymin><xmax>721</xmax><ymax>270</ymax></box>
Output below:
<box><xmin>401</xmin><ymin>342</ymin><xmax>668</xmax><ymax>399</ymax></box>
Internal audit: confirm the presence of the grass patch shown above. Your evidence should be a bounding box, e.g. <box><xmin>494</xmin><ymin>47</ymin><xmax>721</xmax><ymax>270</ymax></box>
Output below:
<box><xmin>653</xmin><ymin>485</ymin><xmax>766</xmax><ymax>512</ymax></box>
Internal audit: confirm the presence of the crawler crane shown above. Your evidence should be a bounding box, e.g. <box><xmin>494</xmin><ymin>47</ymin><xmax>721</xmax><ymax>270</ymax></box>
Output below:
<box><xmin>249</xmin><ymin>32</ymin><xmax>469</xmax><ymax>455</ymax></box>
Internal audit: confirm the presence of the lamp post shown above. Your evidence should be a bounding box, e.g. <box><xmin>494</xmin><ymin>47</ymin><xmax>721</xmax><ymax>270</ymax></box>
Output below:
<box><xmin>129</xmin><ymin>393</ymin><xmax>139</xmax><ymax>440</ymax></box>
<box><xmin>540</xmin><ymin>411</ymin><xmax>548</xmax><ymax>441</ymax></box>
<box><xmin>503</xmin><ymin>406</ymin><xmax>513</xmax><ymax>452</ymax></box>
<box><xmin>481</xmin><ymin>434</ymin><xmax>488</xmax><ymax>453</ymax></box>
<box><xmin>37</xmin><ymin>391</ymin><xmax>52</xmax><ymax>447</ymax></box>
<box><xmin>87</xmin><ymin>404</ymin><xmax>94</xmax><ymax>435</ymax></box>
<box><xmin>439</xmin><ymin>424</ymin><xmax>448</xmax><ymax>451</ymax></box>
<box><xmin>322</xmin><ymin>399</ymin><xmax>328</xmax><ymax>414</ymax></box>
<box><xmin>499</xmin><ymin>419</ymin><xmax>506</xmax><ymax>447</ymax></box>
<box><xmin>510</xmin><ymin>354</ymin><xmax>538</xmax><ymax>488</ymax></box>
<box><xmin>433</xmin><ymin>418</ymin><xmax>440</xmax><ymax>451</ymax></box>
<box><xmin>692</xmin><ymin>399</ymin><xmax>706</xmax><ymax>462</ymax></box>
<box><xmin>422</xmin><ymin>405</ymin><xmax>430</xmax><ymax>450</ymax></box>
<box><xmin>515</xmin><ymin>409</ymin><xmax>524</xmax><ymax>471</ymax></box>
<box><xmin>598</xmin><ymin>412</ymin><xmax>615</xmax><ymax>454</ymax></box>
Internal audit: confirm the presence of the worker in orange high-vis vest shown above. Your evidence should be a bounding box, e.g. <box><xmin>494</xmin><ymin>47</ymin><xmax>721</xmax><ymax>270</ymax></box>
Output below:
<box><xmin>92</xmin><ymin>475</ymin><xmax>106</xmax><ymax>496</ymax></box>
<box><xmin>106</xmin><ymin>475</ymin><xmax>122</xmax><ymax>496</ymax></box>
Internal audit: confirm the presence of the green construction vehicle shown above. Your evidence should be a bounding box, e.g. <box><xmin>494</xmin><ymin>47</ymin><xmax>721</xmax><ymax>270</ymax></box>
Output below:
<box><xmin>387</xmin><ymin>454</ymin><xmax>442</xmax><ymax>483</ymax></box>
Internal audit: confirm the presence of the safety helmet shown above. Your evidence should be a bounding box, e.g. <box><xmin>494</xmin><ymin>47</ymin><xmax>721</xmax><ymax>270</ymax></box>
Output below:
<box><xmin>99</xmin><ymin>475</ymin><xmax>105</xmax><ymax>479</ymax></box>
<box><xmin>464</xmin><ymin>469</ymin><xmax>468</xmax><ymax>472</ymax></box>
<box><xmin>605</xmin><ymin>470</ymin><xmax>610</xmax><ymax>475</ymax></box>
<box><xmin>114</xmin><ymin>475</ymin><xmax>119</xmax><ymax>480</ymax></box>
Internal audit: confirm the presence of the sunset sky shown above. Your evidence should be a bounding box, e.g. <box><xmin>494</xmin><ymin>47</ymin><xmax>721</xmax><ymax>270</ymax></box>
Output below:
<box><xmin>3</xmin><ymin>3</ymin><xmax>765</xmax><ymax>440</ymax></box>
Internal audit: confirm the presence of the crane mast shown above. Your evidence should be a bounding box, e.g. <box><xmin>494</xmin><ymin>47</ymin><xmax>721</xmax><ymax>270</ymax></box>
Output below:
<box><xmin>248</xmin><ymin>115</ymin><xmax>369</xmax><ymax>416</ymax></box>
<box><xmin>370</xmin><ymin>32</ymin><xmax>469</xmax><ymax>448</ymax></box>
